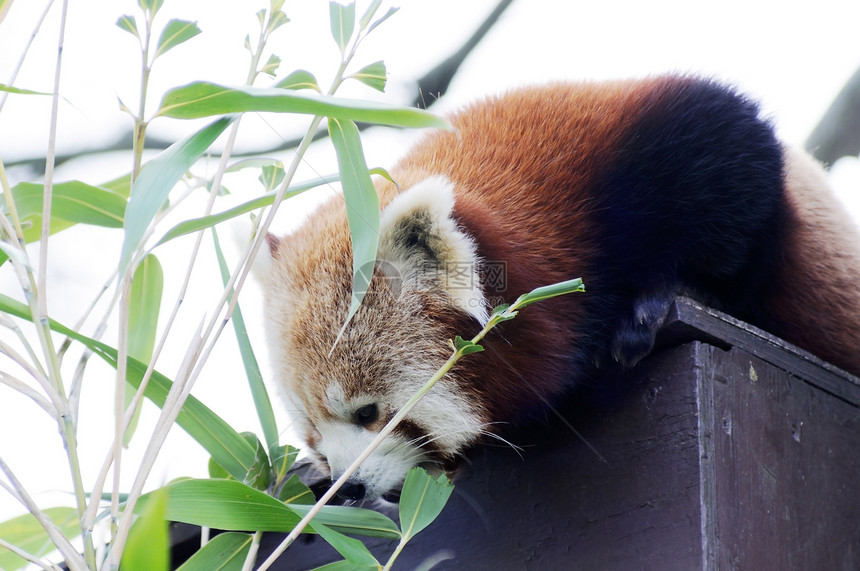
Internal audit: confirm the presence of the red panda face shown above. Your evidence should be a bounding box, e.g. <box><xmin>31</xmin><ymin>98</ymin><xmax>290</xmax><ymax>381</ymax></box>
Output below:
<box><xmin>260</xmin><ymin>177</ymin><xmax>490</xmax><ymax>500</ymax></box>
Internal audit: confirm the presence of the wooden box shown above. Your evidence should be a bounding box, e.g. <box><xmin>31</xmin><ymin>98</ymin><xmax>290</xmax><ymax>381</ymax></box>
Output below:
<box><xmin>252</xmin><ymin>297</ymin><xmax>860</xmax><ymax>570</ymax></box>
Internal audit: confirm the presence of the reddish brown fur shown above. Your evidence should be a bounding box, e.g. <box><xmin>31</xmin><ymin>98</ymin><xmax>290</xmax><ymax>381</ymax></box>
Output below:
<box><xmin>767</xmin><ymin>148</ymin><xmax>860</xmax><ymax>374</ymax></box>
<box><xmin>265</xmin><ymin>77</ymin><xmax>860</xmax><ymax>452</ymax></box>
<box><xmin>371</xmin><ymin>78</ymin><xmax>707</xmax><ymax>421</ymax></box>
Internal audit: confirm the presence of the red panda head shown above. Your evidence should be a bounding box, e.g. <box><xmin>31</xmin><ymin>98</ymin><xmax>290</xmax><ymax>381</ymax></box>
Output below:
<box><xmin>259</xmin><ymin>176</ymin><xmax>489</xmax><ymax>500</ymax></box>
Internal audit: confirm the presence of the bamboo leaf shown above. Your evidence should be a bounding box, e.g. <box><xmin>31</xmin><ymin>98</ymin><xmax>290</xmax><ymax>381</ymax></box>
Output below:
<box><xmin>260</xmin><ymin>54</ymin><xmax>282</xmax><ymax>78</ymax></box>
<box><xmin>239</xmin><ymin>432</ymin><xmax>272</xmax><ymax>491</ymax></box>
<box><xmin>100</xmin><ymin>173</ymin><xmax>133</xmax><ymax>199</ymax></box>
<box><xmin>328</xmin><ymin>117</ymin><xmax>378</xmax><ymax>338</ymax></box>
<box><xmin>274</xmin><ymin>69</ymin><xmax>320</xmax><ymax>92</ymax></box>
<box><xmin>121</xmin><ymin>116</ymin><xmax>234</xmax><ymax>274</ymax></box>
<box><xmin>277</xmin><ymin>473</ymin><xmax>314</xmax><ymax>505</ymax></box>
<box><xmin>155</xmin><ymin>19</ymin><xmax>202</xmax><ymax>59</ymax></box>
<box><xmin>0</xmin><ymin>180</ymin><xmax>128</xmax><ymax>266</ymax></box>
<box><xmin>364</xmin><ymin>6</ymin><xmax>398</xmax><ymax>36</ymax></box>
<box><xmin>128</xmin><ymin>254</ymin><xmax>163</xmax><ymax>363</ymax></box>
<box><xmin>0</xmin><ymin>83</ymin><xmax>51</xmax><ymax>96</ymax></box>
<box><xmin>271</xmin><ymin>445</ymin><xmax>299</xmax><ymax>488</ymax></box>
<box><xmin>266</xmin><ymin>10</ymin><xmax>289</xmax><ymax>35</ymax></box>
<box><xmin>136</xmin><ymin>479</ymin><xmax>400</xmax><ymax>538</ymax></box>
<box><xmin>358</xmin><ymin>0</ymin><xmax>382</xmax><ymax>31</ymax></box>
<box><xmin>258</xmin><ymin>163</ymin><xmax>285</xmax><ymax>192</ymax></box>
<box><xmin>309</xmin><ymin>561</ymin><xmax>364</xmax><ymax>571</ymax></box>
<box><xmin>154</xmin><ymin>174</ymin><xmax>339</xmax><ymax>247</ymax></box>
<box><xmin>313</xmin><ymin>522</ymin><xmax>380</xmax><ymax>568</ymax></box>
<box><xmin>175</xmin><ymin>532</ymin><xmax>252</xmax><ymax>571</ymax></box>
<box><xmin>138</xmin><ymin>0</ymin><xmax>164</xmax><ymax>16</ymax></box>
<box><xmin>0</xmin><ymin>0</ymin><xmax>14</xmax><ymax>26</ymax></box>
<box><xmin>116</xmin><ymin>14</ymin><xmax>140</xmax><ymax>39</ymax></box>
<box><xmin>121</xmin><ymin>488</ymin><xmax>169</xmax><ymax>571</ymax></box>
<box><xmin>125</xmin><ymin>253</ymin><xmax>164</xmax><ymax>445</ymax></box>
<box><xmin>511</xmin><ymin>278</ymin><xmax>585</xmax><ymax>310</ymax></box>
<box><xmin>0</xmin><ymin>294</ymin><xmax>257</xmax><ymax>480</ymax></box>
<box><xmin>288</xmin><ymin>503</ymin><xmax>400</xmax><ymax>539</ymax></box>
<box><xmin>398</xmin><ymin>467</ymin><xmax>453</xmax><ymax>539</ymax></box>
<box><xmin>155</xmin><ymin>82</ymin><xmax>449</xmax><ymax>130</ymax></box>
<box><xmin>452</xmin><ymin>335</ymin><xmax>483</xmax><ymax>356</ymax></box>
<box><xmin>0</xmin><ymin>507</ymin><xmax>79</xmax><ymax>571</ymax></box>
<box><xmin>9</xmin><ymin>180</ymin><xmax>127</xmax><ymax>240</ymax></box>
<box><xmin>329</xmin><ymin>1</ymin><xmax>355</xmax><ymax>54</ymax></box>
<box><xmin>212</xmin><ymin>228</ymin><xmax>279</xmax><ymax>453</ymax></box>
<box><xmin>349</xmin><ymin>60</ymin><xmax>386</xmax><ymax>92</ymax></box>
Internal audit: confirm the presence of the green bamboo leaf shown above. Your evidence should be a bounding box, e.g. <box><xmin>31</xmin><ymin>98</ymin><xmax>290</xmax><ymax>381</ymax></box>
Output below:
<box><xmin>365</xmin><ymin>6</ymin><xmax>398</xmax><ymax>36</ymax></box>
<box><xmin>121</xmin><ymin>488</ymin><xmax>169</xmax><ymax>571</ymax></box>
<box><xmin>100</xmin><ymin>173</ymin><xmax>133</xmax><ymax>198</ymax></box>
<box><xmin>138</xmin><ymin>0</ymin><xmax>163</xmax><ymax>16</ymax></box>
<box><xmin>242</xmin><ymin>433</ymin><xmax>272</xmax><ymax>490</ymax></box>
<box><xmin>258</xmin><ymin>163</ymin><xmax>285</xmax><ymax>192</ymax></box>
<box><xmin>271</xmin><ymin>445</ymin><xmax>299</xmax><ymax>488</ymax></box>
<box><xmin>0</xmin><ymin>0</ymin><xmax>14</xmax><ymax>26</ymax></box>
<box><xmin>116</xmin><ymin>14</ymin><xmax>140</xmax><ymax>39</ymax></box>
<box><xmin>349</xmin><ymin>60</ymin><xmax>386</xmax><ymax>92</ymax></box>
<box><xmin>260</xmin><ymin>54</ymin><xmax>281</xmax><ymax>78</ymax></box>
<box><xmin>266</xmin><ymin>10</ymin><xmax>289</xmax><ymax>35</ymax></box>
<box><xmin>121</xmin><ymin>116</ymin><xmax>234</xmax><ymax>274</ymax></box>
<box><xmin>175</xmin><ymin>532</ymin><xmax>252</xmax><ymax>571</ymax></box>
<box><xmin>452</xmin><ymin>335</ymin><xmax>483</xmax><ymax>356</ymax></box>
<box><xmin>212</xmin><ymin>228</ymin><xmax>279</xmax><ymax>453</ymax></box>
<box><xmin>511</xmin><ymin>278</ymin><xmax>585</xmax><ymax>310</ymax></box>
<box><xmin>277</xmin><ymin>473</ymin><xmax>314</xmax><ymax>505</ymax></box>
<box><xmin>329</xmin><ymin>1</ymin><xmax>355</xmax><ymax>54</ymax></box>
<box><xmin>0</xmin><ymin>180</ymin><xmax>128</xmax><ymax>267</ymax></box>
<box><xmin>328</xmin><ymin>117</ymin><xmax>378</xmax><ymax>338</ymax></box>
<box><xmin>154</xmin><ymin>174</ymin><xmax>339</xmax><ymax>247</ymax></box>
<box><xmin>0</xmin><ymin>294</ymin><xmax>257</xmax><ymax>480</ymax></box>
<box><xmin>125</xmin><ymin>253</ymin><xmax>163</xmax><ymax>446</ymax></box>
<box><xmin>155</xmin><ymin>19</ymin><xmax>202</xmax><ymax>59</ymax></box>
<box><xmin>10</xmin><ymin>181</ymin><xmax>127</xmax><ymax>240</ymax></box>
<box><xmin>0</xmin><ymin>83</ymin><xmax>51</xmax><ymax>96</ymax></box>
<box><xmin>128</xmin><ymin>254</ymin><xmax>163</xmax><ymax>363</ymax></box>
<box><xmin>208</xmin><ymin>456</ymin><xmax>231</xmax><ymax>480</ymax></box>
<box><xmin>310</xmin><ymin>561</ymin><xmax>366</xmax><ymax>571</ymax></box>
<box><xmin>136</xmin><ymin>479</ymin><xmax>400</xmax><ymax>538</ymax></box>
<box><xmin>274</xmin><ymin>69</ymin><xmax>320</xmax><ymax>92</ymax></box>
<box><xmin>288</xmin><ymin>503</ymin><xmax>400</xmax><ymax>539</ymax></box>
<box><xmin>155</xmin><ymin>82</ymin><xmax>449</xmax><ymax>130</ymax></box>
<box><xmin>358</xmin><ymin>0</ymin><xmax>382</xmax><ymax>31</ymax></box>
<box><xmin>398</xmin><ymin>467</ymin><xmax>453</xmax><ymax>539</ymax></box>
<box><xmin>0</xmin><ymin>507</ymin><xmax>79</xmax><ymax>571</ymax></box>
<box><xmin>313</xmin><ymin>522</ymin><xmax>380</xmax><ymax>568</ymax></box>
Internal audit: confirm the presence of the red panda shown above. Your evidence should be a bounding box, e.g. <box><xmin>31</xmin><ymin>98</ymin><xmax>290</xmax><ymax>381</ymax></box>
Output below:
<box><xmin>259</xmin><ymin>75</ymin><xmax>860</xmax><ymax>501</ymax></box>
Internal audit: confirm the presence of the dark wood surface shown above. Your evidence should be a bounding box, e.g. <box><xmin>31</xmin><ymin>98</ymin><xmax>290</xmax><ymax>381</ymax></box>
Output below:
<box><xmin>249</xmin><ymin>298</ymin><xmax>860</xmax><ymax>570</ymax></box>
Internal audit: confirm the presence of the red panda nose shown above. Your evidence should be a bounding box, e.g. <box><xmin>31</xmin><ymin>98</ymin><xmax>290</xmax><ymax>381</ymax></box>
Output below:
<box><xmin>337</xmin><ymin>481</ymin><xmax>366</xmax><ymax>501</ymax></box>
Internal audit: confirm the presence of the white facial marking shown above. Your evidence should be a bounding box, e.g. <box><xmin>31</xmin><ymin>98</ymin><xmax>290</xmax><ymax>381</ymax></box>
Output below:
<box><xmin>303</xmin><ymin>371</ymin><xmax>483</xmax><ymax>499</ymax></box>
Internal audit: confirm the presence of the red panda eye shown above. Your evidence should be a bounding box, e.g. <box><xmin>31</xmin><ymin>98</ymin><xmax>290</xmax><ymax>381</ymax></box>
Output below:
<box><xmin>354</xmin><ymin>403</ymin><xmax>378</xmax><ymax>426</ymax></box>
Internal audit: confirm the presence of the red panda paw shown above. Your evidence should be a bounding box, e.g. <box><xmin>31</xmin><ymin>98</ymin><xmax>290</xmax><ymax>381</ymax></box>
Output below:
<box><xmin>609</xmin><ymin>291</ymin><xmax>676</xmax><ymax>369</ymax></box>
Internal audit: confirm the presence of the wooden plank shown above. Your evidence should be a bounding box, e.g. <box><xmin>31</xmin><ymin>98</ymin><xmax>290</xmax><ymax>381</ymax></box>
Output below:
<box><xmin>710</xmin><ymin>348</ymin><xmax>860</xmax><ymax>570</ymax></box>
<box><xmin>658</xmin><ymin>297</ymin><xmax>860</xmax><ymax>405</ymax></box>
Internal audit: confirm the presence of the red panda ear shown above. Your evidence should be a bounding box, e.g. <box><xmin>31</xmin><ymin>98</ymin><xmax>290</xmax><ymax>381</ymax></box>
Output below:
<box><xmin>378</xmin><ymin>176</ymin><xmax>489</xmax><ymax>323</ymax></box>
<box><xmin>253</xmin><ymin>232</ymin><xmax>282</xmax><ymax>280</ymax></box>
<box><xmin>266</xmin><ymin>232</ymin><xmax>281</xmax><ymax>258</ymax></box>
